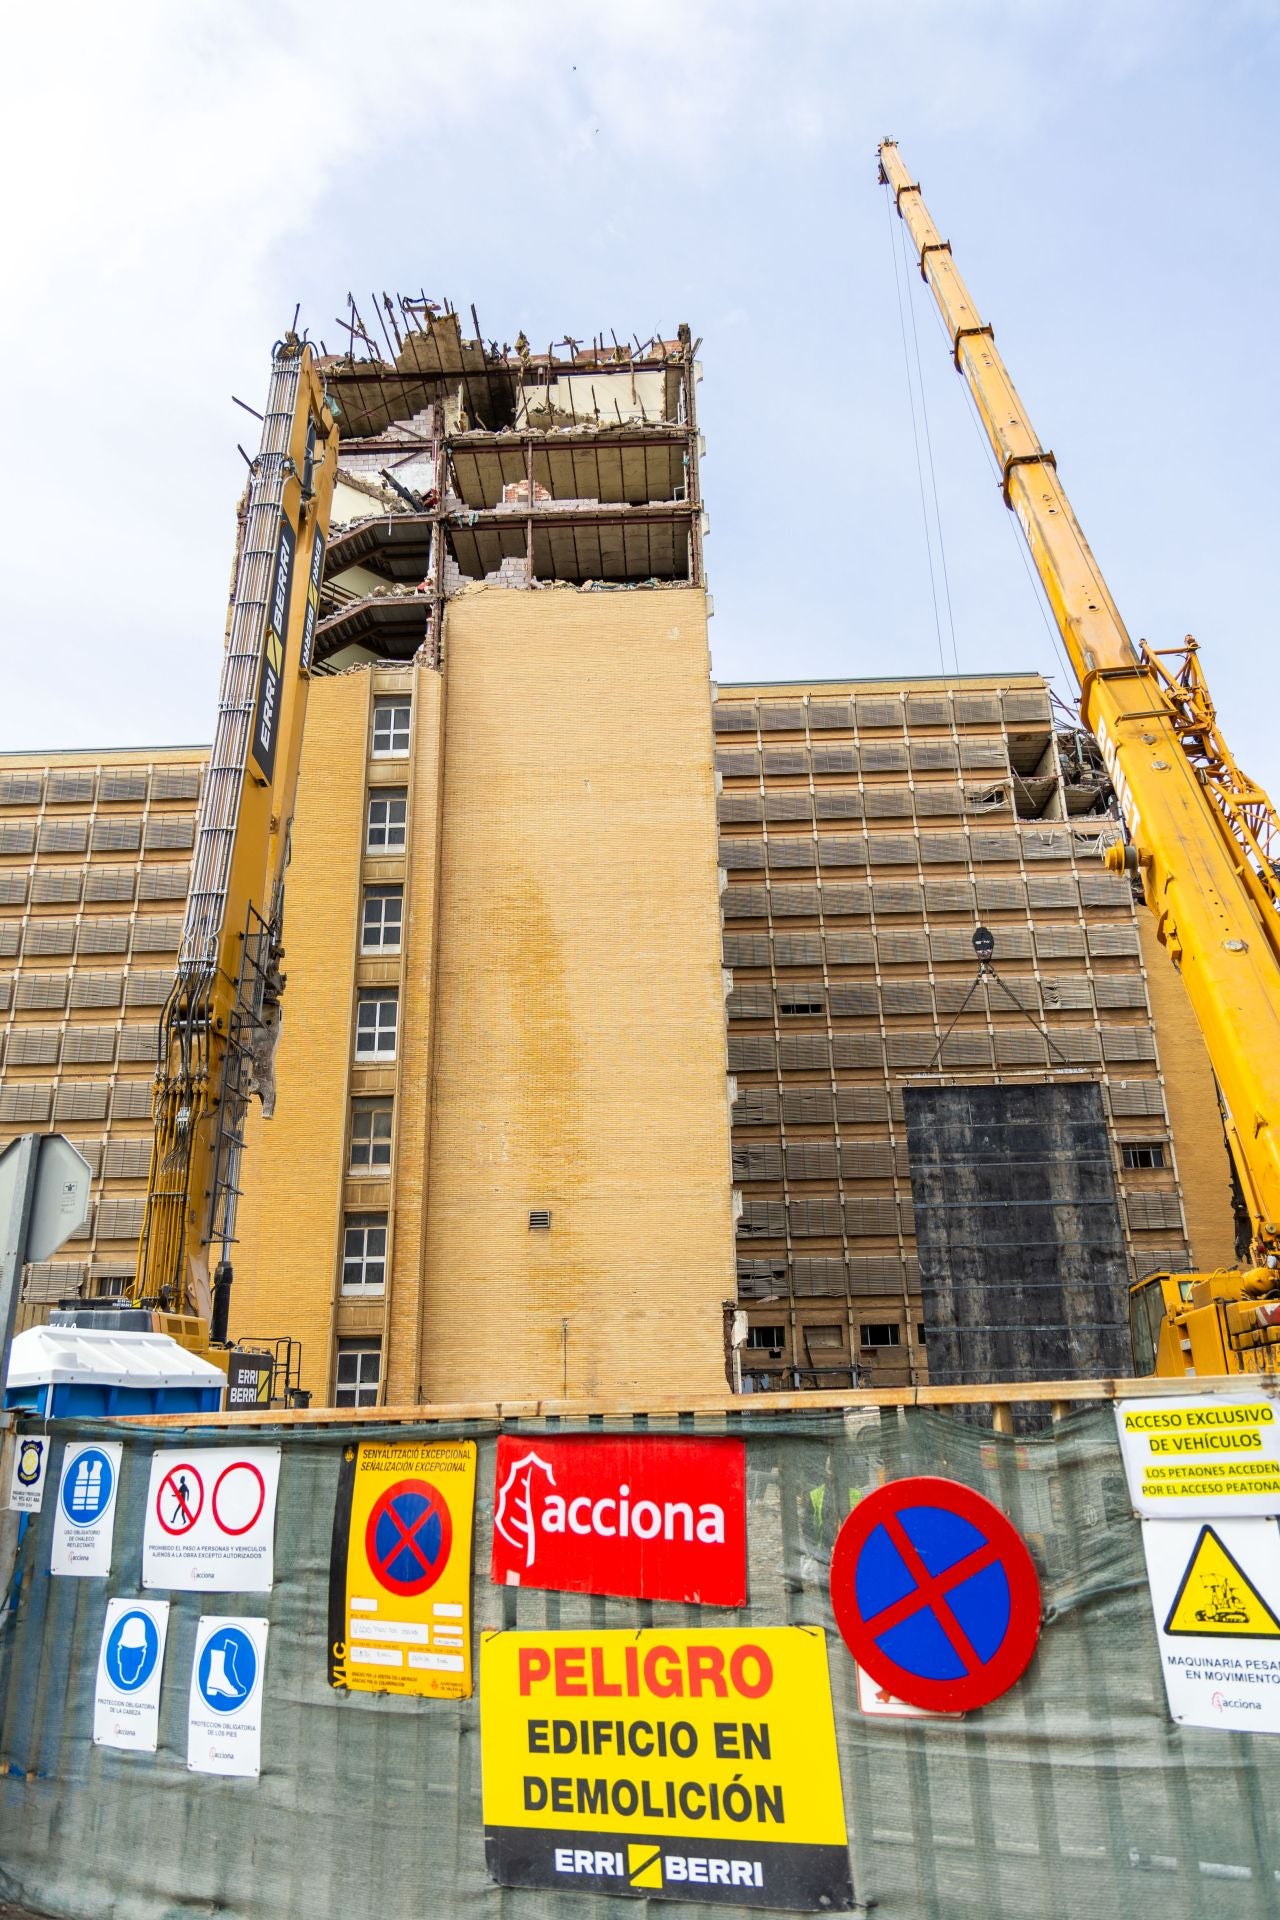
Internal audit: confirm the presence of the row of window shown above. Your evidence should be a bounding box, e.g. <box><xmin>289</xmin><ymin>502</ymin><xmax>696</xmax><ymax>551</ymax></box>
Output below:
<box><xmin>332</xmin><ymin>699</ymin><xmax>410</xmax><ymax>1404</ymax></box>
<box><xmin>746</xmin><ymin>1321</ymin><xmax>905</xmax><ymax>1352</ymax></box>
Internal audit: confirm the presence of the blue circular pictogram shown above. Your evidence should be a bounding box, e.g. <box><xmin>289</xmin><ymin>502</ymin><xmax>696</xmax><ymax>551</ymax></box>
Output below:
<box><xmin>60</xmin><ymin>1446</ymin><xmax>115</xmax><ymax>1527</ymax></box>
<box><xmin>104</xmin><ymin>1609</ymin><xmax>161</xmax><ymax>1694</ymax></box>
<box><xmin>365</xmin><ymin>1479</ymin><xmax>452</xmax><ymax>1597</ymax></box>
<box><xmin>197</xmin><ymin>1625</ymin><xmax>258</xmax><ymax>1716</ymax></box>
<box><xmin>831</xmin><ymin>1475</ymin><xmax>1042</xmax><ymax>1714</ymax></box>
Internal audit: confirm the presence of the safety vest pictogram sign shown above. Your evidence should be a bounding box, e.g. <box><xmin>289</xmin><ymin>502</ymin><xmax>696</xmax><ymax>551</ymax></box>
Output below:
<box><xmin>830</xmin><ymin>1476</ymin><xmax>1042</xmax><ymax>1713</ymax></box>
<box><xmin>51</xmin><ymin>1441</ymin><xmax>123</xmax><ymax>1578</ymax></box>
<box><xmin>1141</xmin><ymin>1516</ymin><xmax>1280</xmax><ymax>1732</ymax></box>
<box><xmin>142</xmin><ymin>1447</ymin><xmax>280</xmax><ymax>1591</ymax></box>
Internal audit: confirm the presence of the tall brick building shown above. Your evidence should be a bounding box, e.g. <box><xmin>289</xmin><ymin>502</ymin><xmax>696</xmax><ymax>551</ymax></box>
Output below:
<box><xmin>0</xmin><ymin>311</ymin><xmax>1238</xmax><ymax>1405</ymax></box>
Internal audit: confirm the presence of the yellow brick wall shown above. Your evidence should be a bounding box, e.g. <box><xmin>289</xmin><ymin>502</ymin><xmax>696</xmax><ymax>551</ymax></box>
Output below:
<box><xmin>418</xmin><ymin>584</ymin><xmax>735</xmax><ymax>1402</ymax></box>
<box><xmin>234</xmin><ymin>676</ymin><xmax>370</xmax><ymax>1395</ymax></box>
<box><xmin>1138</xmin><ymin>907</ymin><xmax>1238</xmax><ymax>1272</ymax></box>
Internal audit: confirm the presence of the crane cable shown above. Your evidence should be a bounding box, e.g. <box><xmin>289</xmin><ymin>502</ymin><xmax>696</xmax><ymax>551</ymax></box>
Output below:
<box><xmin>894</xmin><ymin>198</ymin><xmax>961</xmax><ymax>678</ymax></box>
<box><xmin>883</xmin><ymin>183</ymin><xmax>951</xmax><ymax>676</ymax></box>
<box><xmin>910</xmin><ymin>253</ymin><xmax>1077</xmax><ymax>698</ymax></box>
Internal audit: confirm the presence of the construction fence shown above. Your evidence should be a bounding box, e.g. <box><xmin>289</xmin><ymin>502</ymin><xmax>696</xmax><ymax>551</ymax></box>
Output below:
<box><xmin>1</xmin><ymin>1393</ymin><xmax>1278</xmax><ymax>1920</ymax></box>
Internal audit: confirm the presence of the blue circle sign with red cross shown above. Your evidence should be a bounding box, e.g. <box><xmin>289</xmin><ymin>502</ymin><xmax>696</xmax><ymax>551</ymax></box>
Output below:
<box><xmin>365</xmin><ymin>1478</ymin><xmax>454</xmax><ymax>1597</ymax></box>
<box><xmin>830</xmin><ymin>1476</ymin><xmax>1041</xmax><ymax>1713</ymax></box>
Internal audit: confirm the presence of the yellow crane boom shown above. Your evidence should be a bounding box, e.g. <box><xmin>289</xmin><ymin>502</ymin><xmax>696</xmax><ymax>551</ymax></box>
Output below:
<box><xmin>878</xmin><ymin>141</ymin><xmax>1280</xmax><ymax>1373</ymax></box>
<box><xmin>132</xmin><ymin>336</ymin><xmax>338</xmax><ymax>1352</ymax></box>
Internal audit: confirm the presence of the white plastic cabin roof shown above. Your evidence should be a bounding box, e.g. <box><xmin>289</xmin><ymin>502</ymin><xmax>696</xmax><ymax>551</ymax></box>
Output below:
<box><xmin>6</xmin><ymin>1325</ymin><xmax>226</xmax><ymax>1391</ymax></box>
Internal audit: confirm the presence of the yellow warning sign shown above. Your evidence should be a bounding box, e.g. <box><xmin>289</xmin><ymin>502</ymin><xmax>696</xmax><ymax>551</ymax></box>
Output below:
<box><xmin>1163</xmin><ymin>1524</ymin><xmax>1280</xmax><ymax>1638</ymax></box>
<box><xmin>1116</xmin><ymin>1396</ymin><xmax>1280</xmax><ymax>1512</ymax></box>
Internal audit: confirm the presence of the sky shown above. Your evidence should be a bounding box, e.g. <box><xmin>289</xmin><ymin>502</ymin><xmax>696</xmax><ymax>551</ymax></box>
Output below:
<box><xmin>2</xmin><ymin>1</ymin><xmax>1278</xmax><ymax>786</ymax></box>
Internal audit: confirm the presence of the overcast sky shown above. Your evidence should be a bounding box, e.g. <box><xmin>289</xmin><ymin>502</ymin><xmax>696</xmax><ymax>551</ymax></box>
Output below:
<box><xmin>3</xmin><ymin>2</ymin><xmax>1277</xmax><ymax>786</ymax></box>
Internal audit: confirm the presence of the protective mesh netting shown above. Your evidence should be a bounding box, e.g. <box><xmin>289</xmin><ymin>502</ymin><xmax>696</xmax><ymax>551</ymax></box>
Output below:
<box><xmin>2</xmin><ymin>1405</ymin><xmax>1278</xmax><ymax>1920</ymax></box>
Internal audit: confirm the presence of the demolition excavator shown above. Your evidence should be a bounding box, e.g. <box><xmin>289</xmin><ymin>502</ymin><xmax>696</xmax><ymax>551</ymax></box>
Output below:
<box><xmin>879</xmin><ymin>142</ymin><xmax>1280</xmax><ymax>1377</ymax></box>
<box><xmin>65</xmin><ymin>336</ymin><xmax>338</xmax><ymax>1376</ymax></box>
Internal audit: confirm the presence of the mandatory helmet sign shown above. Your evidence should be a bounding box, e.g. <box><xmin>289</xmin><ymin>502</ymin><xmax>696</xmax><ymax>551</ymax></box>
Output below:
<box><xmin>831</xmin><ymin>1476</ymin><xmax>1042</xmax><ymax>1714</ymax></box>
<box><xmin>105</xmin><ymin>1609</ymin><xmax>162</xmax><ymax>1694</ymax></box>
<box><xmin>365</xmin><ymin>1478</ymin><xmax>453</xmax><ymax>1596</ymax></box>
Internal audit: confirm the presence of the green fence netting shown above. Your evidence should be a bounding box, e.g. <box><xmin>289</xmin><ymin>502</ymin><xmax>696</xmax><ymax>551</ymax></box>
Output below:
<box><xmin>1</xmin><ymin>1405</ymin><xmax>1277</xmax><ymax>1920</ymax></box>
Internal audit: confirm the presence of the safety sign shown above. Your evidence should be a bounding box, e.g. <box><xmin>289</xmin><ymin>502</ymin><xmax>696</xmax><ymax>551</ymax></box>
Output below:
<box><xmin>1140</xmin><ymin>1516</ymin><xmax>1280</xmax><ymax>1733</ymax></box>
<box><xmin>490</xmin><ymin>1435</ymin><xmax>746</xmax><ymax>1607</ymax></box>
<box><xmin>188</xmin><ymin>1616</ymin><xmax>269</xmax><ymax>1777</ymax></box>
<box><xmin>830</xmin><ymin>1476</ymin><xmax>1041</xmax><ymax>1714</ymax></box>
<box><xmin>480</xmin><ymin>1628</ymin><xmax>853</xmax><ymax>1911</ymax></box>
<box><xmin>94</xmin><ymin>1599</ymin><xmax>170</xmax><ymax>1752</ymax></box>
<box><xmin>142</xmin><ymin>1446</ymin><xmax>281</xmax><ymax>1591</ymax></box>
<box><xmin>1116</xmin><ymin>1392</ymin><xmax>1280</xmax><ymax>1516</ymax></box>
<box><xmin>854</xmin><ymin>1662</ymin><xmax>960</xmax><ymax>1721</ymax></box>
<box><xmin>51</xmin><ymin>1441</ymin><xmax>123</xmax><ymax>1577</ymax></box>
<box><xmin>7</xmin><ymin>1432</ymin><xmax>48</xmax><ymax>1513</ymax></box>
<box><xmin>329</xmin><ymin>1439</ymin><xmax>477</xmax><ymax>1699</ymax></box>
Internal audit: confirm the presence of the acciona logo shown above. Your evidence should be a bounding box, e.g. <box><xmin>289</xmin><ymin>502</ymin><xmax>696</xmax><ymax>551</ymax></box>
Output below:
<box><xmin>495</xmin><ymin>1452</ymin><xmax>726</xmax><ymax>1565</ymax></box>
<box><xmin>489</xmin><ymin>1436</ymin><xmax>746</xmax><ymax>1607</ymax></box>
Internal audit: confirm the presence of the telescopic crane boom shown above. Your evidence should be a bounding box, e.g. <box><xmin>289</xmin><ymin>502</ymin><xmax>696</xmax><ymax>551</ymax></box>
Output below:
<box><xmin>878</xmin><ymin>141</ymin><xmax>1280</xmax><ymax>1376</ymax></box>
<box><xmin>125</xmin><ymin>336</ymin><xmax>337</xmax><ymax>1358</ymax></box>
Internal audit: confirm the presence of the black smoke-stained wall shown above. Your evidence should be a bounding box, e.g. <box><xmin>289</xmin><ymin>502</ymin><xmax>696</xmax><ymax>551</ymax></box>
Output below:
<box><xmin>904</xmin><ymin>1082</ymin><xmax>1130</xmax><ymax>1382</ymax></box>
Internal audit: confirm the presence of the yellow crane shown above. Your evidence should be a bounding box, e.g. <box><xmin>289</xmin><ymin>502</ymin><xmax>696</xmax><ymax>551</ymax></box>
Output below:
<box><xmin>103</xmin><ymin>336</ymin><xmax>338</xmax><ymax>1368</ymax></box>
<box><xmin>878</xmin><ymin>141</ymin><xmax>1280</xmax><ymax>1378</ymax></box>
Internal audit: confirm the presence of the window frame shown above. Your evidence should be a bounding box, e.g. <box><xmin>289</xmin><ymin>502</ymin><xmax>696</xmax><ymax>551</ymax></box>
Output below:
<box><xmin>341</xmin><ymin>1212</ymin><xmax>388</xmax><ymax>1295</ymax></box>
<box><xmin>349</xmin><ymin>1097</ymin><xmax>394</xmax><ymax>1174</ymax></box>
<box><xmin>746</xmin><ymin>1324</ymin><xmax>786</xmax><ymax>1351</ymax></box>
<box><xmin>859</xmin><ymin>1322</ymin><xmax>903</xmax><ymax>1351</ymax></box>
<box><xmin>366</xmin><ymin>789</ymin><xmax>407</xmax><ymax>853</ymax></box>
<box><xmin>335</xmin><ymin>1338</ymin><xmax>382</xmax><ymax>1408</ymax></box>
<box><xmin>371</xmin><ymin>698</ymin><xmax>412</xmax><ymax>759</ymax></box>
<box><xmin>354</xmin><ymin>989</ymin><xmax>399</xmax><ymax>1061</ymax></box>
<box><xmin>1121</xmin><ymin>1141</ymin><xmax>1167</xmax><ymax>1171</ymax></box>
<box><xmin>361</xmin><ymin>885</ymin><xmax>404</xmax><ymax>954</ymax></box>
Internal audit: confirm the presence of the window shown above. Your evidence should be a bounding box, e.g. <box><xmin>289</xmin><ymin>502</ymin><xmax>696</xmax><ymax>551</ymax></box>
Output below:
<box><xmin>342</xmin><ymin>1214</ymin><xmax>388</xmax><ymax>1293</ymax></box>
<box><xmin>778</xmin><ymin>989</ymin><xmax>824</xmax><ymax>1016</ymax></box>
<box><xmin>1122</xmin><ymin>1142</ymin><xmax>1167</xmax><ymax>1170</ymax></box>
<box><xmin>746</xmin><ymin>1324</ymin><xmax>786</xmax><ymax>1350</ymax></box>
<box><xmin>366</xmin><ymin>790</ymin><xmax>407</xmax><ymax>852</ymax></box>
<box><xmin>362</xmin><ymin>886</ymin><xmax>403</xmax><ymax>953</ymax></box>
<box><xmin>350</xmin><ymin>1098</ymin><xmax>393</xmax><ymax>1172</ymax></box>
<box><xmin>335</xmin><ymin>1338</ymin><xmax>381</xmax><ymax>1408</ymax></box>
<box><xmin>355</xmin><ymin>990</ymin><xmax>398</xmax><ymax>1060</ymax></box>
<box><xmin>372</xmin><ymin>699</ymin><xmax>411</xmax><ymax>757</ymax></box>
<box><xmin>860</xmin><ymin>1322</ymin><xmax>902</xmax><ymax>1350</ymax></box>
<box><xmin>803</xmin><ymin>1325</ymin><xmax>844</xmax><ymax>1349</ymax></box>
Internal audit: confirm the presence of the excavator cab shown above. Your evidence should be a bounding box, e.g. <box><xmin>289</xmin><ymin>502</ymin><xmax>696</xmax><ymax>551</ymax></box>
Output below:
<box><xmin>1129</xmin><ymin>1272</ymin><xmax>1280</xmax><ymax>1377</ymax></box>
<box><xmin>1129</xmin><ymin>1275</ymin><xmax>1193</xmax><ymax>1376</ymax></box>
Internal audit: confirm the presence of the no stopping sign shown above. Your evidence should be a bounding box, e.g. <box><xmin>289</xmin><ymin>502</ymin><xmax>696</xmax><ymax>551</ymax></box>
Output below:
<box><xmin>830</xmin><ymin>1476</ymin><xmax>1041</xmax><ymax>1713</ymax></box>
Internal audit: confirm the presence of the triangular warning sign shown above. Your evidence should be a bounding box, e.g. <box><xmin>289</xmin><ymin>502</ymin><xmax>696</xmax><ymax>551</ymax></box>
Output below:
<box><xmin>1163</xmin><ymin>1526</ymin><xmax>1280</xmax><ymax>1639</ymax></box>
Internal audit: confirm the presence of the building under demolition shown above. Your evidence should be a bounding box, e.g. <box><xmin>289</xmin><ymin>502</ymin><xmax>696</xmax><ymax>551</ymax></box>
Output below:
<box><xmin>0</xmin><ymin>308</ymin><xmax>1238</xmax><ymax>1406</ymax></box>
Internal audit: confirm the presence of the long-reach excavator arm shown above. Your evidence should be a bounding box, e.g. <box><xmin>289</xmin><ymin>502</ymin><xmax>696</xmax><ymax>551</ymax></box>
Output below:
<box><xmin>131</xmin><ymin>337</ymin><xmax>338</xmax><ymax>1353</ymax></box>
<box><xmin>878</xmin><ymin>141</ymin><xmax>1280</xmax><ymax>1374</ymax></box>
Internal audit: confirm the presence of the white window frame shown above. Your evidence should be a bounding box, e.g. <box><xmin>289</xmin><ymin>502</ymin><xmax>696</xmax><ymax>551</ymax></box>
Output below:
<box><xmin>349</xmin><ymin>1098</ymin><xmax>393</xmax><ymax>1173</ymax></box>
<box><xmin>341</xmin><ymin>1214</ymin><xmax>388</xmax><ymax>1294</ymax></box>
<box><xmin>371</xmin><ymin>699</ymin><xmax>412</xmax><ymax>758</ymax></box>
<box><xmin>361</xmin><ymin>885</ymin><xmax>403</xmax><ymax>954</ymax></box>
<box><xmin>355</xmin><ymin>990</ymin><xmax>398</xmax><ymax>1061</ymax></box>
<box><xmin>335</xmin><ymin>1338</ymin><xmax>381</xmax><ymax>1408</ymax></box>
<box><xmin>366</xmin><ymin>790</ymin><xmax>407</xmax><ymax>853</ymax></box>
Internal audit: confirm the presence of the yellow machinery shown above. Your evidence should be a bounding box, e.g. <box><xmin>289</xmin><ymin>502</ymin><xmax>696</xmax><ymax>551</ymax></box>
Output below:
<box><xmin>879</xmin><ymin>142</ymin><xmax>1280</xmax><ymax>1377</ymax></box>
<box><xmin>81</xmin><ymin>336</ymin><xmax>338</xmax><ymax>1366</ymax></box>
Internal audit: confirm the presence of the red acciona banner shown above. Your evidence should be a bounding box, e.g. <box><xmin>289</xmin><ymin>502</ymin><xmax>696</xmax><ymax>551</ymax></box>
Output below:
<box><xmin>490</xmin><ymin>1436</ymin><xmax>746</xmax><ymax>1607</ymax></box>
